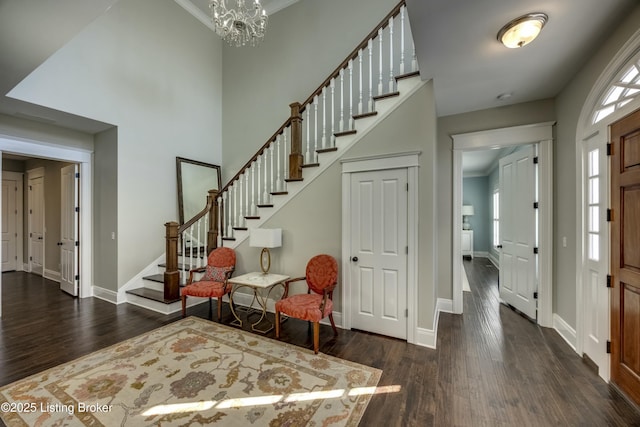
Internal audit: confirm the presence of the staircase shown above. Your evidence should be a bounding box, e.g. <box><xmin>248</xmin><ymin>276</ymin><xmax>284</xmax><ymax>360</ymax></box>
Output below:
<box><xmin>124</xmin><ymin>0</ymin><xmax>422</xmax><ymax>314</ymax></box>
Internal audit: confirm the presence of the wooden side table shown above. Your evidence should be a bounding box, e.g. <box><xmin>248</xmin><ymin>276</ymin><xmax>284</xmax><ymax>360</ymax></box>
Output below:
<box><xmin>228</xmin><ymin>272</ymin><xmax>289</xmax><ymax>334</ymax></box>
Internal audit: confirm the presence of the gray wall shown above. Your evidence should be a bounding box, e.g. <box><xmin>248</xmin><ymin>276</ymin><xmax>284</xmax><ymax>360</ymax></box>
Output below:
<box><xmin>7</xmin><ymin>0</ymin><xmax>224</xmax><ymax>289</ymax></box>
<box><xmin>436</xmin><ymin>99</ymin><xmax>556</xmax><ymax>300</ymax></box>
<box><xmin>94</xmin><ymin>127</ymin><xmax>118</xmax><ymax>292</ymax></box>
<box><xmin>221</xmin><ymin>0</ymin><xmax>398</xmax><ymax>182</ymax></box>
<box><xmin>462</xmin><ymin>176</ymin><xmax>490</xmax><ymax>253</ymax></box>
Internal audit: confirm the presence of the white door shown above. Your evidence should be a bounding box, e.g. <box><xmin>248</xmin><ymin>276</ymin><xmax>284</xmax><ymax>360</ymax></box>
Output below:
<box><xmin>582</xmin><ymin>135</ymin><xmax>609</xmax><ymax>379</ymax></box>
<box><xmin>350</xmin><ymin>168</ymin><xmax>408</xmax><ymax>339</ymax></box>
<box><xmin>60</xmin><ymin>164</ymin><xmax>79</xmax><ymax>296</ymax></box>
<box><xmin>499</xmin><ymin>145</ymin><xmax>537</xmax><ymax>319</ymax></box>
<box><xmin>1</xmin><ymin>178</ymin><xmax>17</xmax><ymax>272</ymax></box>
<box><xmin>28</xmin><ymin>171</ymin><xmax>45</xmax><ymax>276</ymax></box>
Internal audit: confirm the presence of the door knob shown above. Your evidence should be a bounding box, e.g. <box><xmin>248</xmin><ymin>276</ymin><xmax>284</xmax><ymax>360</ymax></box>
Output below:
<box><xmin>351</xmin><ymin>256</ymin><xmax>358</xmax><ymax>262</ymax></box>
<box><xmin>38</xmin><ymin>236</ymin><xmax>43</xmax><ymax>240</ymax></box>
<box><xmin>57</xmin><ymin>242</ymin><xmax>63</xmax><ymax>246</ymax></box>
<box><xmin>497</xmin><ymin>245</ymin><xmax>503</xmax><ymax>249</ymax></box>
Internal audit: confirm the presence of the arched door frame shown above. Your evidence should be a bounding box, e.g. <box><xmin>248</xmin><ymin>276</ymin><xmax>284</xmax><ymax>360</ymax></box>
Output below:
<box><xmin>574</xmin><ymin>27</ymin><xmax>640</xmax><ymax>381</ymax></box>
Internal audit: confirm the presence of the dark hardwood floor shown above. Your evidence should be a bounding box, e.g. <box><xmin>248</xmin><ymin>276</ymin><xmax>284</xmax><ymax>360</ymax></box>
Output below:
<box><xmin>1</xmin><ymin>265</ymin><xmax>640</xmax><ymax>426</ymax></box>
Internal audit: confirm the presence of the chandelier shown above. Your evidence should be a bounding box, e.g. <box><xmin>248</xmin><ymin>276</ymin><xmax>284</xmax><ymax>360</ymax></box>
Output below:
<box><xmin>209</xmin><ymin>0</ymin><xmax>268</xmax><ymax>47</ymax></box>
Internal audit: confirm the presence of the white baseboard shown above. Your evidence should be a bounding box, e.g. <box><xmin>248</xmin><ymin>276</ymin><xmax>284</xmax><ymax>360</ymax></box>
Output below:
<box><xmin>93</xmin><ymin>286</ymin><xmax>119</xmax><ymax>304</ymax></box>
<box><xmin>415</xmin><ymin>298</ymin><xmax>453</xmax><ymax>349</ymax></box>
<box><xmin>553</xmin><ymin>313</ymin><xmax>577</xmax><ymax>352</ymax></box>
<box><xmin>44</xmin><ymin>269</ymin><xmax>61</xmax><ymax>283</ymax></box>
<box><xmin>23</xmin><ymin>263</ymin><xmax>30</xmax><ymax>272</ymax></box>
<box><xmin>488</xmin><ymin>253</ymin><xmax>499</xmax><ymax>268</ymax></box>
<box><xmin>473</xmin><ymin>251</ymin><xmax>489</xmax><ymax>258</ymax></box>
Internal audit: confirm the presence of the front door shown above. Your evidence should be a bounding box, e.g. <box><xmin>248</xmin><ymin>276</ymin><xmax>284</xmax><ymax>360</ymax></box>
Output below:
<box><xmin>60</xmin><ymin>164</ymin><xmax>79</xmax><ymax>296</ymax></box>
<box><xmin>349</xmin><ymin>168</ymin><xmax>408</xmax><ymax>339</ymax></box>
<box><xmin>610</xmin><ymin>107</ymin><xmax>640</xmax><ymax>405</ymax></box>
<box><xmin>1</xmin><ymin>177</ymin><xmax>18</xmax><ymax>272</ymax></box>
<box><xmin>498</xmin><ymin>145</ymin><xmax>537</xmax><ymax>319</ymax></box>
<box><xmin>28</xmin><ymin>170</ymin><xmax>45</xmax><ymax>276</ymax></box>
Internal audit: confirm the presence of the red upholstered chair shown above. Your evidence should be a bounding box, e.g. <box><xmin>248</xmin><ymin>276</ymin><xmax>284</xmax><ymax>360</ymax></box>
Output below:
<box><xmin>275</xmin><ymin>254</ymin><xmax>338</xmax><ymax>354</ymax></box>
<box><xmin>181</xmin><ymin>247</ymin><xmax>236</xmax><ymax>321</ymax></box>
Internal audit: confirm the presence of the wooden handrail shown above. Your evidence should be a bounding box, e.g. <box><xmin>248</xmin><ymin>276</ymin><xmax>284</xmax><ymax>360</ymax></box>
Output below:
<box><xmin>218</xmin><ymin>0</ymin><xmax>406</xmax><ymax>193</ymax></box>
<box><xmin>299</xmin><ymin>0</ymin><xmax>405</xmax><ymax>111</ymax></box>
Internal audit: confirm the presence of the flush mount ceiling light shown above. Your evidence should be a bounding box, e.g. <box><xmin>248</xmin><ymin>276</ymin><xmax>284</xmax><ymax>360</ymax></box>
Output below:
<box><xmin>497</xmin><ymin>13</ymin><xmax>548</xmax><ymax>48</ymax></box>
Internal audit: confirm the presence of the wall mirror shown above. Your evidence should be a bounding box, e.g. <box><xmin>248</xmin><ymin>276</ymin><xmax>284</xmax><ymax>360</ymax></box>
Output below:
<box><xmin>176</xmin><ymin>157</ymin><xmax>221</xmax><ymax>224</ymax></box>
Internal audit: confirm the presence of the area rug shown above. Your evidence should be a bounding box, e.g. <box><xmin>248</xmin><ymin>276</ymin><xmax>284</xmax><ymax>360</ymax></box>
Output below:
<box><xmin>0</xmin><ymin>317</ymin><xmax>381</xmax><ymax>427</ymax></box>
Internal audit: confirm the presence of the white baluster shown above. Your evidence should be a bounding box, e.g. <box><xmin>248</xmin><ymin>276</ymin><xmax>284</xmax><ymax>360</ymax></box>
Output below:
<box><xmin>389</xmin><ymin>17</ymin><xmax>394</xmax><ymax>92</ymax></box>
<box><xmin>262</xmin><ymin>152</ymin><xmax>269</xmax><ymax>204</ymax></box>
<box><xmin>224</xmin><ymin>190</ymin><xmax>233</xmax><ymax>238</ymax></box>
<box><xmin>189</xmin><ymin>227</ymin><xmax>194</xmax><ymax>270</ymax></box>
<box><xmin>257</xmin><ymin>156</ymin><xmax>263</xmax><ymax>205</ymax></box>
<box><xmin>339</xmin><ymin>68</ymin><xmax>344</xmax><ymax>132</ymax></box>
<box><xmin>196</xmin><ymin>218</ymin><xmax>201</xmax><ymax>266</ymax></box>
<box><xmin>305</xmin><ymin>107</ymin><xmax>311</xmax><ymax>163</ymax></box>
<box><xmin>358</xmin><ymin>50</ymin><xmax>363</xmax><ymax>115</ymax></box>
<box><xmin>368</xmin><ymin>39</ymin><xmax>374</xmax><ymax>111</ymax></box>
<box><xmin>232</xmin><ymin>183</ymin><xmax>238</xmax><ymax>230</ymax></box>
<box><xmin>400</xmin><ymin>6</ymin><xmax>406</xmax><ymax>75</ymax></box>
<box><xmin>237</xmin><ymin>177</ymin><xmax>244</xmax><ymax>228</ymax></box>
<box><xmin>251</xmin><ymin>162</ymin><xmax>257</xmax><ymax>215</ymax></box>
<box><xmin>245</xmin><ymin>171</ymin><xmax>250</xmax><ymax>218</ymax></box>
<box><xmin>349</xmin><ymin>59</ymin><xmax>354</xmax><ymax>129</ymax></box>
<box><xmin>412</xmin><ymin>42</ymin><xmax>417</xmax><ymax>72</ymax></box>
<box><xmin>321</xmin><ymin>86</ymin><xmax>327</xmax><ymax>149</ymax></box>
<box><xmin>283</xmin><ymin>130</ymin><xmax>288</xmax><ymax>183</ymax></box>
<box><xmin>330</xmin><ymin>79</ymin><xmax>335</xmax><ymax>146</ymax></box>
<box><xmin>276</xmin><ymin>135</ymin><xmax>282</xmax><ymax>192</ymax></box>
<box><xmin>269</xmin><ymin>143</ymin><xmax>275</xmax><ymax>195</ymax></box>
<box><xmin>181</xmin><ymin>230</ymin><xmax>186</xmax><ymax>272</ymax></box>
<box><xmin>378</xmin><ymin>28</ymin><xmax>383</xmax><ymax>95</ymax></box>
<box><xmin>313</xmin><ymin>96</ymin><xmax>318</xmax><ymax>162</ymax></box>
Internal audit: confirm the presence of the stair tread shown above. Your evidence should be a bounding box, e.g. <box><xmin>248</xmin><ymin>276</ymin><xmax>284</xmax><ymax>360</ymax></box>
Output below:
<box><xmin>302</xmin><ymin>163</ymin><xmax>320</xmax><ymax>168</ymax></box>
<box><xmin>373</xmin><ymin>91</ymin><xmax>400</xmax><ymax>101</ymax></box>
<box><xmin>334</xmin><ymin>129</ymin><xmax>357</xmax><ymax>137</ymax></box>
<box><xmin>126</xmin><ymin>287</ymin><xmax>181</xmax><ymax>304</ymax></box>
<box><xmin>143</xmin><ymin>273</ymin><xmax>186</xmax><ymax>286</ymax></box>
<box><xmin>317</xmin><ymin>147</ymin><xmax>338</xmax><ymax>153</ymax></box>
<box><xmin>158</xmin><ymin>263</ymin><xmax>191</xmax><ymax>271</ymax></box>
<box><xmin>395</xmin><ymin>70</ymin><xmax>420</xmax><ymax>81</ymax></box>
<box><xmin>257</xmin><ymin>204</ymin><xmax>274</xmax><ymax>208</ymax></box>
<box><xmin>353</xmin><ymin>111</ymin><xmax>378</xmax><ymax>120</ymax></box>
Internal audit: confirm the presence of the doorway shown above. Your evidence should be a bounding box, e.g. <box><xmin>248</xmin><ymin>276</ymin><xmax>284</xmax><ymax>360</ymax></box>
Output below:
<box><xmin>341</xmin><ymin>152</ymin><xmax>419</xmax><ymax>344</ymax></box>
<box><xmin>452</xmin><ymin>122</ymin><xmax>554</xmax><ymax>327</ymax></box>
<box><xmin>27</xmin><ymin>167</ymin><xmax>45</xmax><ymax>276</ymax></box>
<box><xmin>0</xmin><ymin>137</ymin><xmax>93</xmax><ymax>318</ymax></box>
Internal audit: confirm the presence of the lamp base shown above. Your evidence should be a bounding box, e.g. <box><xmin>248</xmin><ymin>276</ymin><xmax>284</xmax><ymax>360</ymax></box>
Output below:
<box><xmin>260</xmin><ymin>248</ymin><xmax>271</xmax><ymax>274</ymax></box>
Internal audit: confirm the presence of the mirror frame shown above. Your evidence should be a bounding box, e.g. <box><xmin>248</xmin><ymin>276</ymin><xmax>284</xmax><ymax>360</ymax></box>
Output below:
<box><xmin>176</xmin><ymin>156</ymin><xmax>221</xmax><ymax>224</ymax></box>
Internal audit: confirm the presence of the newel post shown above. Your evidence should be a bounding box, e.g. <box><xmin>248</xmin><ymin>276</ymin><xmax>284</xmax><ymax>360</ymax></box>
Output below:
<box><xmin>164</xmin><ymin>221</ymin><xmax>180</xmax><ymax>300</ymax></box>
<box><xmin>207</xmin><ymin>189</ymin><xmax>219</xmax><ymax>253</ymax></box>
<box><xmin>289</xmin><ymin>102</ymin><xmax>303</xmax><ymax>180</ymax></box>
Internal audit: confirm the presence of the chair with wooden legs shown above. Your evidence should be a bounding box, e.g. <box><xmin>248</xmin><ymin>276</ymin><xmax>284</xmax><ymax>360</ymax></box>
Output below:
<box><xmin>181</xmin><ymin>247</ymin><xmax>236</xmax><ymax>321</ymax></box>
<box><xmin>275</xmin><ymin>254</ymin><xmax>338</xmax><ymax>354</ymax></box>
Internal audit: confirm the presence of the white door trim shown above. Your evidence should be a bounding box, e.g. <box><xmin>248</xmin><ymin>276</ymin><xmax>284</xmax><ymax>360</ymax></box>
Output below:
<box><xmin>341</xmin><ymin>151</ymin><xmax>420</xmax><ymax>344</ymax></box>
<box><xmin>452</xmin><ymin>122</ymin><xmax>554</xmax><ymax>328</ymax></box>
<box><xmin>27</xmin><ymin>167</ymin><xmax>45</xmax><ymax>276</ymax></box>
<box><xmin>2</xmin><ymin>171</ymin><xmax>24</xmax><ymax>271</ymax></box>
<box><xmin>0</xmin><ymin>136</ymin><xmax>93</xmax><ymax>300</ymax></box>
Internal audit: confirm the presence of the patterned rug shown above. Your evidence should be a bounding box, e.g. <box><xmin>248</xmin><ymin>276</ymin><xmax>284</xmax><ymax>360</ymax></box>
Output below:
<box><xmin>0</xmin><ymin>317</ymin><xmax>381</xmax><ymax>426</ymax></box>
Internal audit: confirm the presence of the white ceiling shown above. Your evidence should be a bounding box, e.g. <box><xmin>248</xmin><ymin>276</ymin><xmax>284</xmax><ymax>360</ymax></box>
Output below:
<box><xmin>0</xmin><ymin>0</ymin><xmax>636</xmax><ymax>137</ymax></box>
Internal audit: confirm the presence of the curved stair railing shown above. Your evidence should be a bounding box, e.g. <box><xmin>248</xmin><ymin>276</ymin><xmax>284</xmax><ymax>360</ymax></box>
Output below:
<box><xmin>164</xmin><ymin>0</ymin><xmax>418</xmax><ymax>300</ymax></box>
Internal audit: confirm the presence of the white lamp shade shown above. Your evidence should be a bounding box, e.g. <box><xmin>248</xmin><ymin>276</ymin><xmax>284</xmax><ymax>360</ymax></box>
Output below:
<box><xmin>249</xmin><ymin>228</ymin><xmax>282</xmax><ymax>248</ymax></box>
<box><xmin>462</xmin><ymin>205</ymin><xmax>475</xmax><ymax>216</ymax></box>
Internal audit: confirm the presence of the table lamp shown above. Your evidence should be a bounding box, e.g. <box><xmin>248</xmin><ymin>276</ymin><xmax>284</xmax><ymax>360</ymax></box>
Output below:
<box><xmin>462</xmin><ymin>205</ymin><xmax>474</xmax><ymax>230</ymax></box>
<box><xmin>249</xmin><ymin>228</ymin><xmax>282</xmax><ymax>274</ymax></box>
